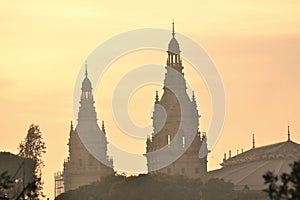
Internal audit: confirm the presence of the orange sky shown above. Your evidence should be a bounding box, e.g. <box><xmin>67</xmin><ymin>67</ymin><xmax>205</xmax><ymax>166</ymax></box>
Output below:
<box><xmin>1</xmin><ymin>1</ymin><xmax>300</xmax><ymax>199</ymax></box>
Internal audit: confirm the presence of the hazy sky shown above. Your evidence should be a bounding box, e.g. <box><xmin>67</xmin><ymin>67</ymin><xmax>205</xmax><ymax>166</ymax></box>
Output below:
<box><xmin>1</xmin><ymin>1</ymin><xmax>300</xmax><ymax>199</ymax></box>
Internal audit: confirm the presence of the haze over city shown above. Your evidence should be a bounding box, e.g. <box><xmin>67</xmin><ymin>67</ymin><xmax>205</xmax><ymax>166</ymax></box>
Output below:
<box><xmin>1</xmin><ymin>1</ymin><xmax>300</xmax><ymax>199</ymax></box>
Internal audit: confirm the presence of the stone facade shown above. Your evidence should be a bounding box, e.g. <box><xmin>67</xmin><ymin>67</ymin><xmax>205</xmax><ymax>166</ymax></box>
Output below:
<box><xmin>145</xmin><ymin>22</ymin><xmax>208</xmax><ymax>180</ymax></box>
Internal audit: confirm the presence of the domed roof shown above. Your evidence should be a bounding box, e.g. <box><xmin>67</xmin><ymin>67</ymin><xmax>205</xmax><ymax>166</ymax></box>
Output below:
<box><xmin>208</xmin><ymin>139</ymin><xmax>300</xmax><ymax>190</ymax></box>
<box><xmin>82</xmin><ymin>77</ymin><xmax>92</xmax><ymax>91</ymax></box>
<box><xmin>168</xmin><ymin>37</ymin><xmax>180</xmax><ymax>55</ymax></box>
<box><xmin>168</xmin><ymin>21</ymin><xmax>180</xmax><ymax>55</ymax></box>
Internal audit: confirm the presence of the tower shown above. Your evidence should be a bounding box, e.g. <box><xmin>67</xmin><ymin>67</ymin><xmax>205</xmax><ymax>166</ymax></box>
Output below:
<box><xmin>63</xmin><ymin>65</ymin><xmax>114</xmax><ymax>191</ymax></box>
<box><xmin>145</xmin><ymin>22</ymin><xmax>208</xmax><ymax>179</ymax></box>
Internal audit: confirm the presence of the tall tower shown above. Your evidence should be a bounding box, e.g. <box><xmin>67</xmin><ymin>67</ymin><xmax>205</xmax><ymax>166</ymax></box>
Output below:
<box><xmin>145</xmin><ymin>22</ymin><xmax>208</xmax><ymax>179</ymax></box>
<box><xmin>63</xmin><ymin>65</ymin><xmax>114</xmax><ymax>191</ymax></box>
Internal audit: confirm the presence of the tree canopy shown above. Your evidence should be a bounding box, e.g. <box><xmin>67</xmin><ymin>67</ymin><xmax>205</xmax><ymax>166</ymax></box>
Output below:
<box><xmin>263</xmin><ymin>160</ymin><xmax>300</xmax><ymax>200</ymax></box>
<box><xmin>0</xmin><ymin>171</ymin><xmax>14</xmax><ymax>198</ymax></box>
<box><xmin>56</xmin><ymin>174</ymin><xmax>266</xmax><ymax>200</ymax></box>
<box><xmin>18</xmin><ymin>124</ymin><xmax>46</xmax><ymax>199</ymax></box>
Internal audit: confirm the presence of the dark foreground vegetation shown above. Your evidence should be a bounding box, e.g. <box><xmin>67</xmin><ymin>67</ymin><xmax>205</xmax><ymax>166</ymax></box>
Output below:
<box><xmin>56</xmin><ymin>174</ymin><xmax>266</xmax><ymax>200</ymax></box>
<box><xmin>0</xmin><ymin>124</ymin><xmax>46</xmax><ymax>199</ymax></box>
<box><xmin>263</xmin><ymin>160</ymin><xmax>300</xmax><ymax>199</ymax></box>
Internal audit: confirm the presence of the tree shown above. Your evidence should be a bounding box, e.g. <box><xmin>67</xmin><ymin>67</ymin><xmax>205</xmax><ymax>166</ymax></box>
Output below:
<box><xmin>0</xmin><ymin>171</ymin><xmax>14</xmax><ymax>198</ymax></box>
<box><xmin>263</xmin><ymin>160</ymin><xmax>300</xmax><ymax>200</ymax></box>
<box><xmin>18</xmin><ymin>124</ymin><xmax>46</xmax><ymax>199</ymax></box>
<box><xmin>56</xmin><ymin>174</ymin><xmax>250</xmax><ymax>200</ymax></box>
<box><xmin>203</xmin><ymin>178</ymin><xmax>234</xmax><ymax>200</ymax></box>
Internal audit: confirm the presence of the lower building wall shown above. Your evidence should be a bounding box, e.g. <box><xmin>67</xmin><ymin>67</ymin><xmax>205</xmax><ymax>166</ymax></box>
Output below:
<box><xmin>63</xmin><ymin>163</ymin><xmax>114</xmax><ymax>191</ymax></box>
<box><xmin>148</xmin><ymin>154</ymin><xmax>207</xmax><ymax>181</ymax></box>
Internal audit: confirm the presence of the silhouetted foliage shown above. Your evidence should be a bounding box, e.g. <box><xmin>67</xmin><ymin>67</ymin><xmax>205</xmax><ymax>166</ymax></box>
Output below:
<box><xmin>0</xmin><ymin>171</ymin><xmax>14</xmax><ymax>198</ymax></box>
<box><xmin>0</xmin><ymin>171</ymin><xmax>14</xmax><ymax>190</ymax></box>
<box><xmin>18</xmin><ymin>124</ymin><xmax>46</xmax><ymax>199</ymax></box>
<box><xmin>15</xmin><ymin>179</ymin><xmax>38</xmax><ymax>200</ymax></box>
<box><xmin>263</xmin><ymin>160</ymin><xmax>300</xmax><ymax>200</ymax></box>
<box><xmin>230</xmin><ymin>187</ymin><xmax>267</xmax><ymax>200</ymax></box>
<box><xmin>202</xmin><ymin>178</ymin><xmax>234</xmax><ymax>200</ymax></box>
<box><xmin>56</xmin><ymin>174</ymin><xmax>266</xmax><ymax>200</ymax></box>
<box><xmin>56</xmin><ymin>174</ymin><xmax>203</xmax><ymax>200</ymax></box>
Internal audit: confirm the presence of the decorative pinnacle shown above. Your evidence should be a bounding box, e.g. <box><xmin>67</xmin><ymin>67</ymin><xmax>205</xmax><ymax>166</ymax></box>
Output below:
<box><xmin>192</xmin><ymin>91</ymin><xmax>196</xmax><ymax>101</ymax></box>
<box><xmin>172</xmin><ymin>19</ymin><xmax>175</xmax><ymax>37</ymax></box>
<box><xmin>155</xmin><ymin>91</ymin><xmax>159</xmax><ymax>103</ymax></box>
<box><xmin>70</xmin><ymin>121</ymin><xmax>73</xmax><ymax>132</ymax></box>
<box><xmin>288</xmin><ymin>125</ymin><xmax>290</xmax><ymax>141</ymax></box>
<box><xmin>102</xmin><ymin>121</ymin><xmax>106</xmax><ymax>133</ymax></box>
<box><xmin>252</xmin><ymin>134</ymin><xmax>255</xmax><ymax>149</ymax></box>
<box><xmin>85</xmin><ymin>62</ymin><xmax>88</xmax><ymax>77</ymax></box>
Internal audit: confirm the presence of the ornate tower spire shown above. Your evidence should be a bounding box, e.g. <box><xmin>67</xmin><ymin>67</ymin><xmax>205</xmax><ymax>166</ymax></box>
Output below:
<box><xmin>78</xmin><ymin>62</ymin><xmax>97</xmax><ymax>123</ymax></box>
<box><xmin>252</xmin><ymin>134</ymin><xmax>255</xmax><ymax>149</ymax></box>
<box><xmin>165</xmin><ymin>21</ymin><xmax>184</xmax><ymax>92</ymax></box>
<box><xmin>288</xmin><ymin>125</ymin><xmax>290</xmax><ymax>141</ymax></box>
<box><xmin>76</xmin><ymin>62</ymin><xmax>113</xmax><ymax>167</ymax></box>
<box><xmin>146</xmin><ymin>22</ymin><xmax>205</xmax><ymax>179</ymax></box>
<box><xmin>63</xmin><ymin>62</ymin><xmax>114</xmax><ymax>192</ymax></box>
<box><xmin>167</xmin><ymin>21</ymin><xmax>181</xmax><ymax>67</ymax></box>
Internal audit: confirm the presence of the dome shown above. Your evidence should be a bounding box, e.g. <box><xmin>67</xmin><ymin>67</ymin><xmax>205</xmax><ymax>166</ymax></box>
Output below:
<box><xmin>168</xmin><ymin>37</ymin><xmax>180</xmax><ymax>55</ymax></box>
<box><xmin>82</xmin><ymin>77</ymin><xmax>92</xmax><ymax>91</ymax></box>
<box><xmin>208</xmin><ymin>140</ymin><xmax>300</xmax><ymax>190</ymax></box>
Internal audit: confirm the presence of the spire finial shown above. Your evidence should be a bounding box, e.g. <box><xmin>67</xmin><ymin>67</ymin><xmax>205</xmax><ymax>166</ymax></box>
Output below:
<box><xmin>252</xmin><ymin>134</ymin><xmax>255</xmax><ymax>149</ymax></box>
<box><xmin>85</xmin><ymin>62</ymin><xmax>88</xmax><ymax>77</ymax></box>
<box><xmin>172</xmin><ymin>19</ymin><xmax>175</xmax><ymax>37</ymax></box>
<box><xmin>102</xmin><ymin>120</ymin><xmax>106</xmax><ymax>134</ymax></box>
<box><xmin>155</xmin><ymin>91</ymin><xmax>159</xmax><ymax>103</ymax></box>
<box><xmin>288</xmin><ymin>125</ymin><xmax>290</xmax><ymax>141</ymax></box>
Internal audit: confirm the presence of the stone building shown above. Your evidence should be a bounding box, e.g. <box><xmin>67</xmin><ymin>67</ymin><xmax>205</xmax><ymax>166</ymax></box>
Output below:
<box><xmin>62</xmin><ymin>67</ymin><xmax>114</xmax><ymax>192</ymax></box>
<box><xmin>145</xmin><ymin>22</ymin><xmax>208</xmax><ymax>180</ymax></box>
<box><xmin>209</xmin><ymin>127</ymin><xmax>300</xmax><ymax>190</ymax></box>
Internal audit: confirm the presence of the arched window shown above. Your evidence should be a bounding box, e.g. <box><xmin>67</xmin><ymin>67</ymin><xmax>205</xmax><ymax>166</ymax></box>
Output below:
<box><xmin>85</xmin><ymin>92</ymin><xmax>89</xmax><ymax>99</ymax></box>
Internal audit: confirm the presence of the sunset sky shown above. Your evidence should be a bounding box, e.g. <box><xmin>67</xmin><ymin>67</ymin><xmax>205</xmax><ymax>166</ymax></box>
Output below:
<box><xmin>1</xmin><ymin>1</ymin><xmax>300</xmax><ymax>199</ymax></box>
